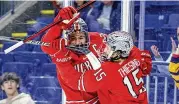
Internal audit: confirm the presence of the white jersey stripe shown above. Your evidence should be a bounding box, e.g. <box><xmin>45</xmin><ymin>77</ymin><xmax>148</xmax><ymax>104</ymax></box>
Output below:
<box><xmin>86</xmin><ymin>97</ymin><xmax>99</xmax><ymax>104</ymax></box>
<box><xmin>81</xmin><ymin>72</ymin><xmax>86</xmax><ymax>91</ymax></box>
<box><xmin>66</xmin><ymin>100</ymin><xmax>85</xmax><ymax>103</ymax></box>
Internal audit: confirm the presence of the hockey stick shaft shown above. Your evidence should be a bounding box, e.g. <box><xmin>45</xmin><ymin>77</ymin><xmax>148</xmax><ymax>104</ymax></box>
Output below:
<box><xmin>24</xmin><ymin>0</ymin><xmax>95</xmax><ymax>42</ymax></box>
<box><xmin>4</xmin><ymin>0</ymin><xmax>95</xmax><ymax>54</ymax></box>
<box><xmin>0</xmin><ymin>36</ymin><xmax>50</xmax><ymax>46</ymax></box>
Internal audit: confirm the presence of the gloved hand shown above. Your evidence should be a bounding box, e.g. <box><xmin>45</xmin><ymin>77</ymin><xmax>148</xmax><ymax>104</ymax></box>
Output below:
<box><xmin>140</xmin><ymin>50</ymin><xmax>152</xmax><ymax>76</ymax></box>
<box><xmin>54</xmin><ymin>6</ymin><xmax>80</xmax><ymax>30</ymax></box>
<box><xmin>49</xmin><ymin>38</ymin><xmax>68</xmax><ymax>51</ymax></box>
<box><xmin>54</xmin><ymin>6</ymin><xmax>77</xmax><ymax>22</ymax></box>
<box><xmin>66</xmin><ymin>44</ymin><xmax>90</xmax><ymax>55</ymax></box>
<box><xmin>48</xmin><ymin>38</ymin><xmax>82</xmax><ymax>64</ymax></box>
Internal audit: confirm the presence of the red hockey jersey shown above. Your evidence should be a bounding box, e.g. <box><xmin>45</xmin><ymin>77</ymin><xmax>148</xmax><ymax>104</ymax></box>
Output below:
<box><xmin>41</xmin><ymin>24</ymin><xmax>106</xmax><ymax>104</ymax></box>
<box><xmin>58</xmin><ymin>46</ymin><xmax>151</xmax><ymax>104</ymax></box>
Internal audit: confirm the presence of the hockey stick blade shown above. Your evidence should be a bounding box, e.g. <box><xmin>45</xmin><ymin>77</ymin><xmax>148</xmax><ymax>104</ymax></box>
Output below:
<box><xmin>0</xmin><ymin>36</ymin><xmax>50</xmax><ymax>46</ymax></box>
<box><xmin>0</xmin><ymin>36</ymin><xmax>50</xmax><ymax>54</ymax></box>
<box><xmin>4</xmin><ymin>40</ymin><xmax>50</xmax><ymax>54</ymax></box>
<box><xmin>86</xmin><ymin>52</ymin><xmax>101</xmax><ymax>70</ymax></box>
<box><xmin>4</xmin><ymin>41</ymin><xmax>24</xmax><ymax>54</ymax></box>
<box><xmin>0</xmin><ymin>36</ymin><xmax>24</xmax><ymax>54</ymax></box>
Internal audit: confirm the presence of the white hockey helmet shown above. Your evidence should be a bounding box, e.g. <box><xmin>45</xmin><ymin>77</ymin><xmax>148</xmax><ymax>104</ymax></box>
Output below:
<box><xmin>106</xmin><ymin>31</ymin><xmax>134</xmax><ymax>61</ymax></box>
<box><xmin>66</xmin><ymin>18</ymin><xmax>89</xmax><ymax>44</ymax></box>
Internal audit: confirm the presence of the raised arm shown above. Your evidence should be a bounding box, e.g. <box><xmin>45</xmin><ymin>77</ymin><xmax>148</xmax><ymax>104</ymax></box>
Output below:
<box><xmin>140</xmin><ymin>50</ymin><xmax>152</xmax><ymax>76</ymax></box>
<box><xmin>41</xmin><ymin>6</ymin><xmax>80</xmax><ymax>55</ymax></box>
<box><xmin>150</xmin><ymin>45</ymin><xmax>170</xmax><ymax>75</ymax></box>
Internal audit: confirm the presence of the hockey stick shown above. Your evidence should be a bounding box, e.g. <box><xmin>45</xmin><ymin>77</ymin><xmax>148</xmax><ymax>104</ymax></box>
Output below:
<box><xmin>0</xmin><ymin>36</ymin><xmax>50</xmax><ymax>46</ymax></box>
<box><xmin>1</xmin><ymin>35</ymin><xmax>101</xmax><ymax>70</ymax></box>
<box><xmin>4</xmin><ymin>0</ymin><xmax>95</xmax><ymax>54</ymax></box>
<box><xmin>1</xmin><ymin>36</ymin><xmax>101</xmax><ymax>70</ymax></box>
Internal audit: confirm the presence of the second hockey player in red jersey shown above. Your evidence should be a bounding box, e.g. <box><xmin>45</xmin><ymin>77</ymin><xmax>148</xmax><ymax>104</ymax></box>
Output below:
<box><xmin>58</xmin><ymin>31</ymin><xmax>152</xmax><ymax>104</ymax></box>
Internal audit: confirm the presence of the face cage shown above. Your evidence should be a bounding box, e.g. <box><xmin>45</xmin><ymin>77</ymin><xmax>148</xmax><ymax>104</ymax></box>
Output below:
<box><xmin>67</xmin><ymin>31</ymin><xmax>90</xmax><ymax>55</ymax></box>
<box><xmin>68</xmin><ymin>42</ymin><xmax>90</xmax><ymax>55</ymax></box>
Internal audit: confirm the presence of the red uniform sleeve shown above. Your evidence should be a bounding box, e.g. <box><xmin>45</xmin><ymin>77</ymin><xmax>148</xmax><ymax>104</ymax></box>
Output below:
<box><xmin>57</xmin><ymin>62</ymin><xmax>107</xmax><ymax>92</ymax></box>
<box><xmin>80</xmin><ymin>68</ymin><xmax>107</xmax><ymax>92</ymax></box>
<box><xmin>140</xmin><ymin>50</ymin><xmax>152</xmax><ymax>76</ymax></box>
<box><xmin>130</xmin><ymin>47</ymin><xmax>152</xmax><ymax>76</ymax></box>
<box><xmin>41</xmin><ymin>6</ymin><xmax>73</xmax><ymax>55</ymax></box>
<box><xmin>41</xmin><ymin>25</ymin><xmax>63</xmax><ymax>55</ymax></box>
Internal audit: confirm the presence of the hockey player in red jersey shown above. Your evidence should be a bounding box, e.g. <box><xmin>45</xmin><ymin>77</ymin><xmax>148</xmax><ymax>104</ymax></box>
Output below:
<box><xmin>58</xmin><ymin>31</ymin><xmax>152</xmax><ymax>104</ymax></box>
<box><xmin>41</xmin><ymin>6</ymin><xmax>107</xmax><ymax>104</ymax></box>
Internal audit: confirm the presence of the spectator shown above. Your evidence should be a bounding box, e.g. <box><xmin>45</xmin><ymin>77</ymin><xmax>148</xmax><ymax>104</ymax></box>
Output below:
<box><xmin>169</xmin><ymin>27</ymin><xmax>179</xmax><ymax>88</ymax></box>
<box><xmin>0</xmin><ymin>72</ymin><xmax>35</xmax><ymax>104</ymax></box>
<box><xmin>150</xmin><ymin>37</ymin><xmax>177</xmax><ymax>75</ymax></box>
<box><xmin>169</xmin><ymin>45</ymin><xmax>179</xmax><ymax>88</ymax></box>
<box><xmin>86</xmin><ymin>0</ymin><xmax>121</xmax><ymax>34</ymax></box>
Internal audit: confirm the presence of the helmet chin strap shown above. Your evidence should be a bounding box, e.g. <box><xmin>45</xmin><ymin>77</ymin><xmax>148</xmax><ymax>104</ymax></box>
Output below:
<box><xmin>108</xmin><ymin>50</ymin><xmax>128</xmax><ymax>62</ymax></box>
<box><xmin>110</xmin><ymin>55</ymin><xmax>127</xmax><ymax>62</ymax></box>
<box><xmin>107</xmin><ymin>50</ymin><xmax>114</xmax><ymax>59</ymax></box>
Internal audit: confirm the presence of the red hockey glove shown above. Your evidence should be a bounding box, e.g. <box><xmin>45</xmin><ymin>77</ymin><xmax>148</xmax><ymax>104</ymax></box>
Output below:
<box><xmin>59</xmin><ymin>13</ymin><xmax>80</xmax><ymax>30</ymax></box>
<box><xmin>140</xmin><ymin>50</ymin><xmax>152</xmax><ymax>76</ymax></box>
<box><xmin>54</xmin><ymin>6</ymin><xmax>77</xmax><ymax>21</ymax></box>
<box><xmin>54</xmin><ymin>8</ymin><xmax>80</xmax><ymax>30</ymax></box>
<box><xmin>49</xmin><ymin>38</ymin><xmax>68</xmax><ymax>51</ymax></box>
<box><xmin>48</xmin><ymin>38</ymin><xmax>82</xmax><ymax>64</ymax></box>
